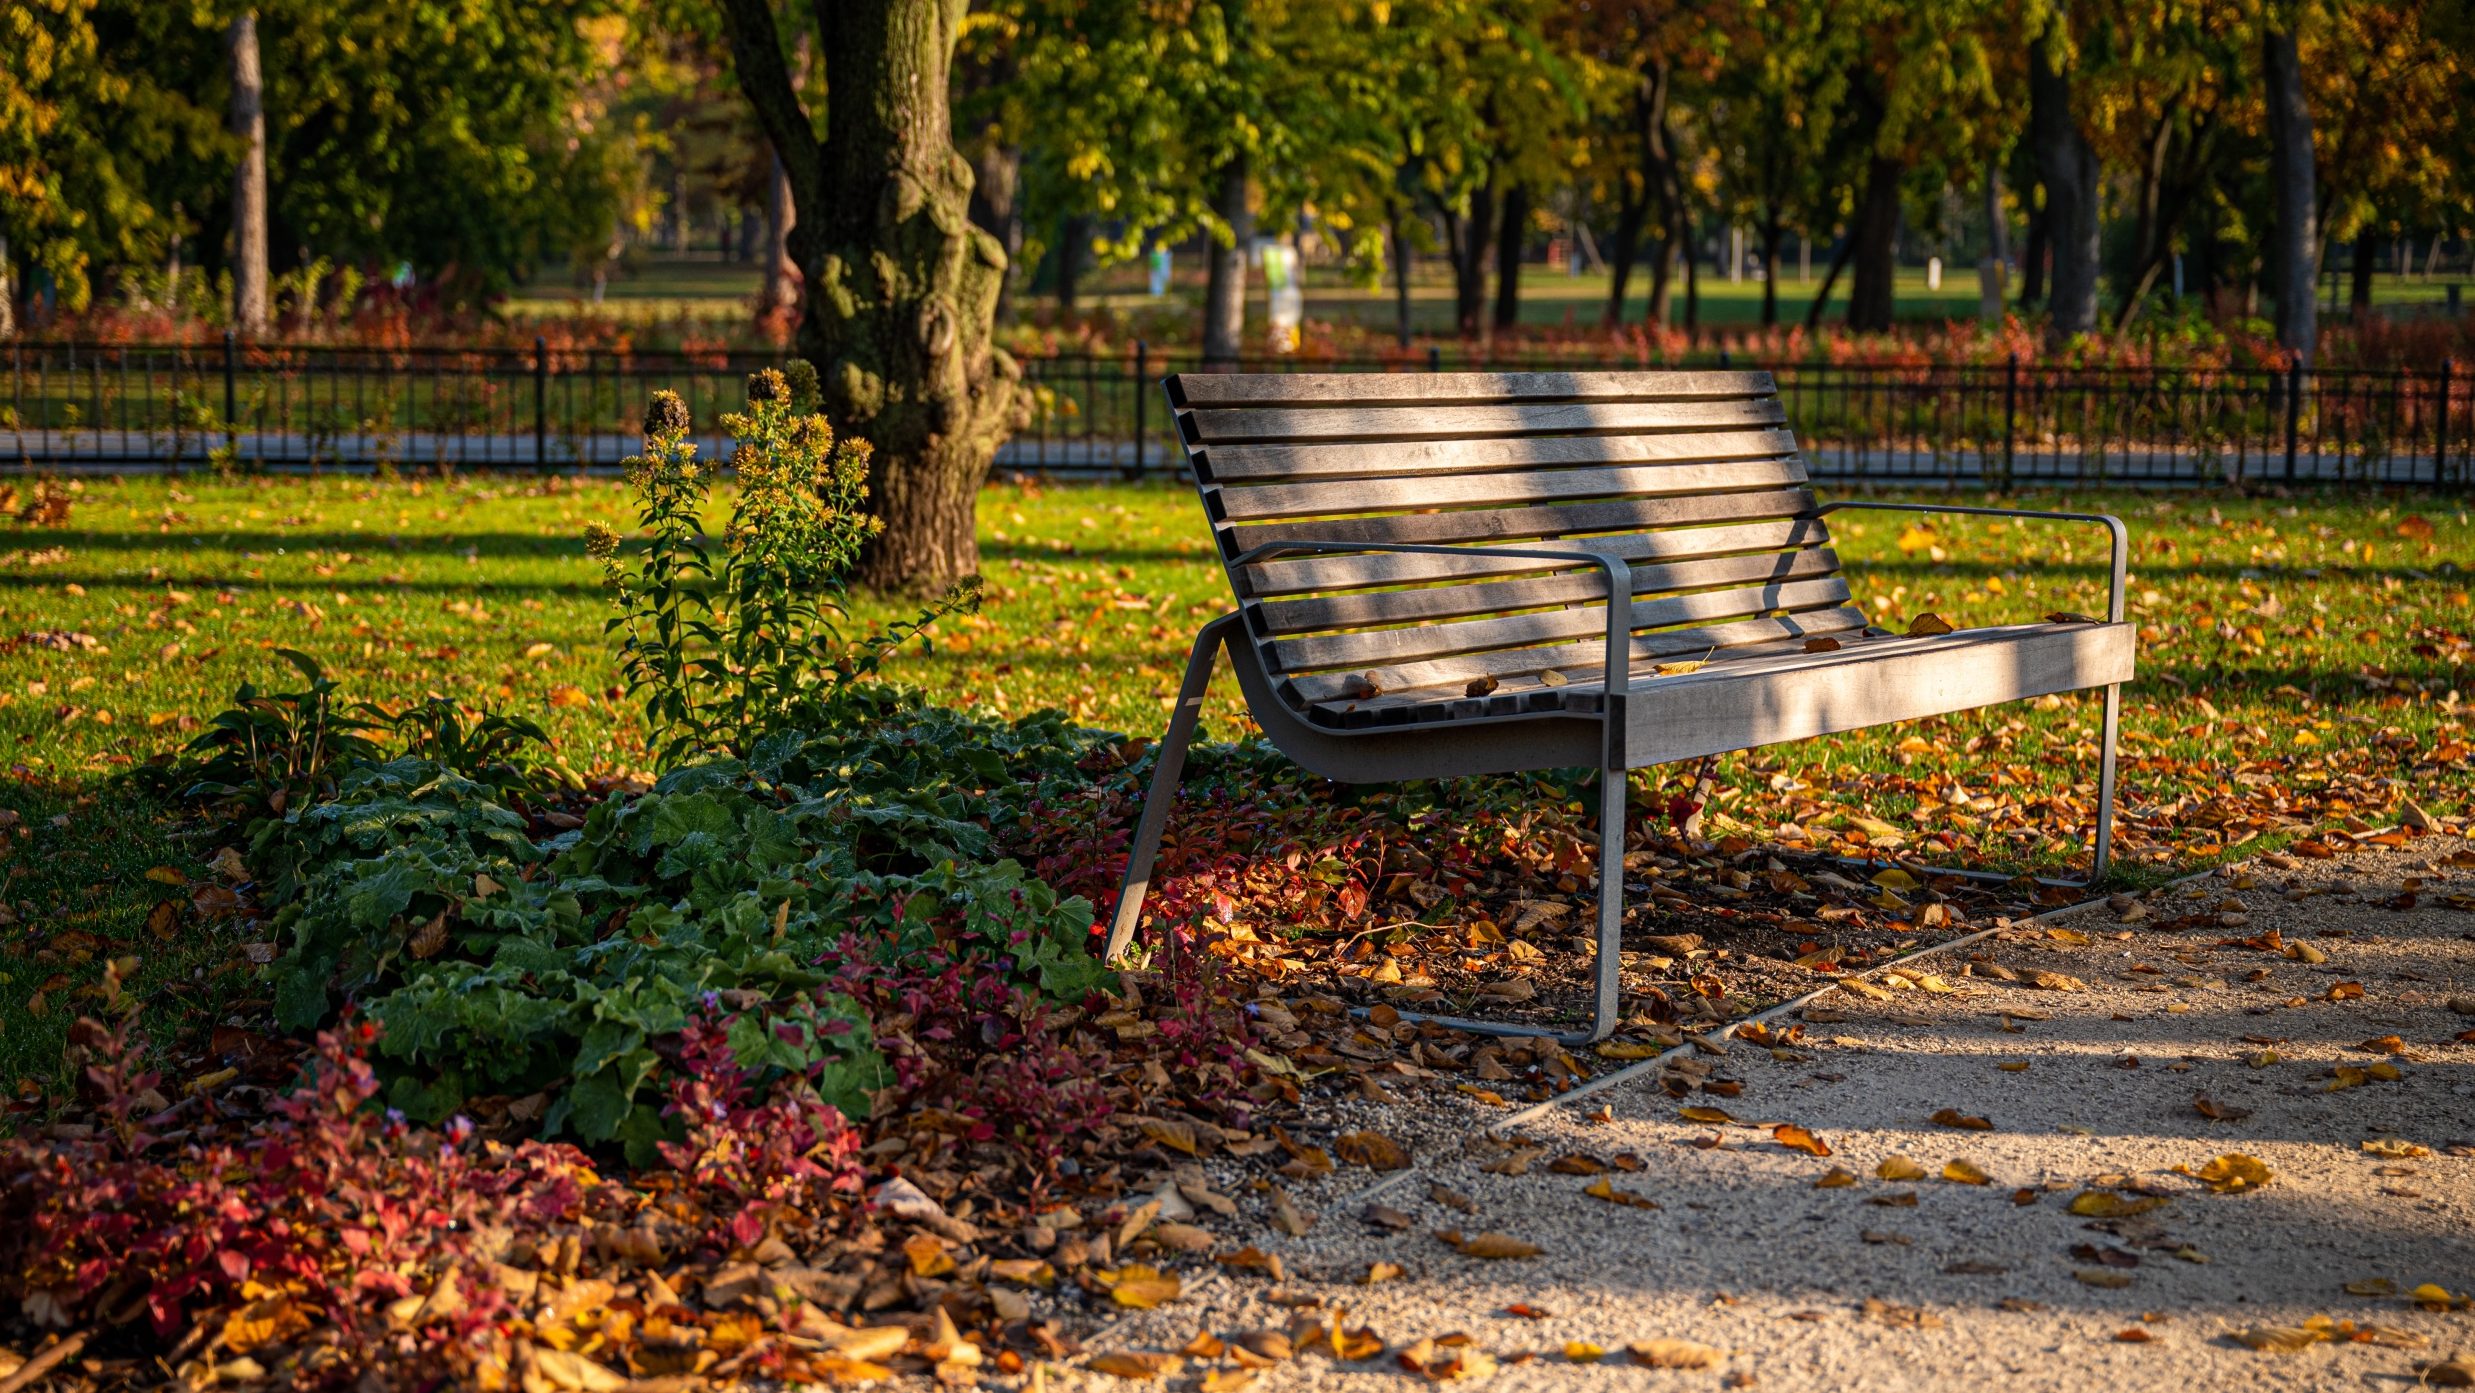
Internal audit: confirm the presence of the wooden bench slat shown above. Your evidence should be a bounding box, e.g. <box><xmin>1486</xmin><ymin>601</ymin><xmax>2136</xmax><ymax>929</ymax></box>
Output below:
<box><xmin>1198</xmin><ymin>427</ymin><xmax>1802</xmax><ymax>483</ymax></box>
<box><xmin>1184</xmin><ymin>398</ymin><xmax>1788</xmax><ymax>444</ymax></box>
<box><xmin>1254</xmin><ymin>545</ymin><xmax>1843</xmax><ymax>634</ymax></box>
<box><xmin>1272</xmin><ymin>575</ymin><xmax>1855</xmax><ymax>673</ymax></box>
<box><xmin>1211</xmin><ymin>457</ymin><xmax>1808</xmax><ymax>522</ymax></box>
<box><xmin>1239</xmin><ymin>517</ymin><xmax>1832</xmax><ymax>596</ymax></box>
<box><xmin>1170</xmin><ymin>369</ymin><xmax>1777</xmax><ymax>408</ymax></box>
<box><xmin>1224</xmin><ymin>488</ymin><xmax>1815</xmax><ymax>553</ymax></box>
<box><xmin>1283</xmin><ymin>607</ymin><xmax>1872</xmax><ymax>705</ymax></box>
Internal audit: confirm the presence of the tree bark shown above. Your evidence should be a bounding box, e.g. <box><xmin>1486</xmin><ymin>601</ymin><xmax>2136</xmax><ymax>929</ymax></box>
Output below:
<box><xmin>227</xmin><ymin>10</ymin><xmax>269</xmax><ymax>338</ymax></box>
<box><xmin>1388</xmin><ymin>205</ymin><xmax>1414</xmax><ymax>347</ymax></box>
<box><xmin>1845</xmin><ymin>155</ymin><xmax>1902</xmax><ymax>332</ymax></box>
<box><xmin>1602</xmin><ymin>178</ymin><xmax>1646</xmax><ymax>327</ymax></box>
<box><xmin>2262</xmin><ymin>17</ymin><xmax>2317</xmax><ymax>363</ymax></box>
<box><xmin>1978</xmin><ymin>163</ymin><xmax>2008</xmax><ymax>319</ymax></box>
<box><xmin>1446</xmin><ymin>181</ymin><xmax>1495</xmax><ymax>338</ymax></box>
<box><xmin>757</xmin><ymin>148</ymin><xmax>799</xmax><ymax>318</ymax></box>
<box><xmin>719</xmin><ymin>0</ymin><xmax>1020</xmax><ymax>591</ymax></box>
<box><xmin>2349</xmin><ymin>227</ymin><xmax>2376</xmax><ymax>321</ymax></box>
<box><xmin>0</xmin><ymin>235</ymin><xmax>14</xmax><ymax>339</ymax></box>
<box><xmin>1056</xmin><ymin>213</ymin><xmax>1087</xmax><ymax>313</ymax></box>
<box><xmin>1202</xmin><ymin>155</ymin><xmax>1251</xmax><ymax>364</ymax></box>
<box><xmin>1681</xmin><ymin>210</ymin><xmax>1701</xmax><ymax>330</ymax></box>
<box><xmin>1758</xmin><ymin>212</ymin><xmax>1784</xmax><ymax>326</ymax></box>
<box><xmin>2018</xmin><ymin>202</ymin><xmax>2048</xmax><ymax>306</ymax></box>
<box><xmin>1492</xmin><ymin>184</ymin><xmax>1527</xmax><ymax>332</ymax></box>
<box><xmin>2030</xmin><ymin>25</ymin><xmax>2100</xmax><ymax>342</ymax></box>
<box><xmin>964</xmin><ymin>140</ymin><xmax>1022</xmax><ymax>320</ymax></box>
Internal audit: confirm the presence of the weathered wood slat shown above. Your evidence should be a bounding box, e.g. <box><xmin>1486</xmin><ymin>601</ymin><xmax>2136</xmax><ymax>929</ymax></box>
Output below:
<box><xmin>1225</xmin><ymin>488</ymin><xmax>1815</xmax><ymax>553</ymax></box>
<box><xmin>1211</xmin><ymin>457</ymin><xmax>1808</xmax><ymax>522</ymax></box>
<box><xmin>1170</xmin><ymin>369</ymin><xmax>1776</xmax><ymax>408</ymax></box>
<box><xmin>1272</xmin><ymin>576</ymin><xmax>1855</xmax><ymax>672</ymax></box>
<box><xmin>1254</xmin><ymin>546</ymin><xmax>1842</xmax><ymax>634</ymax></box>
<box><xmin>1240</xmin><ymin>517</ymin><xmax>1831</xmax><ymax>596</ymax></box>
<box><xmin>1621</xmin><ymin>622</ymin><xmax>2137</xmax><ymax>766</ymax></box>
<box><xmin>1199</xmin><ymin>427</ymin><xmax>1801</xmax><ymax>484</ymax></box>
<box><xmin>1184</xmin><ymin>398</ymin><xmax>1788</xmax><ymax>445</ymax></box>
<box><xmin>1283</xmin><ymin>607</ymin><xmax>1872</xmax><ymax>705</ymax></box>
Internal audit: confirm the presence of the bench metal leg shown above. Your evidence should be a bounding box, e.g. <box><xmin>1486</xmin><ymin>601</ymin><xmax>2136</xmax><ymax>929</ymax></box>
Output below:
<box><xmin>1830</xmin><ymin>681</ymin><xmax>2125</xmax><ymax>892</ymax></box>
<box><xmin>1105</xmin><ymin>613</ymin><xmax>1627</xmax><ymax>1044</ymax></box>
<box><xmin>1104</xmin><ymin>613</ymin><xmax>1238</xmax><ymax>963</ymax></box>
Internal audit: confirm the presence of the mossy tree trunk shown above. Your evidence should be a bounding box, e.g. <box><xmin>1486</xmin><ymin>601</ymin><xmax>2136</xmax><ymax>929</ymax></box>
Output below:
<box><xmin>720</xmin><ymin>0</ymin><xmax>1019</xmax><ymax>591</ymax></box>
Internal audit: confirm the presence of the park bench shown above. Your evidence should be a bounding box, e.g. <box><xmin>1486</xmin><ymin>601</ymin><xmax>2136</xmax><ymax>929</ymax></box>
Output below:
<box><xmin>1104</xmin><ymin>370</ymin><xmax>2134</xmax><ymax>1042</ymax></box>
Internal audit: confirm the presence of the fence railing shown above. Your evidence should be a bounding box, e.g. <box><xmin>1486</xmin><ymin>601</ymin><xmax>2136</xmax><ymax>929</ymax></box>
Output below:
<box><xmin>3</xmin><ymin>335</ymin><xmax>2469</xmax><ymax>487</ymax></box>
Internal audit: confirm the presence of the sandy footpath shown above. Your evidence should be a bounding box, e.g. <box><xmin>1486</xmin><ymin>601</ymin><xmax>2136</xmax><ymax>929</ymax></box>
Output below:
<box><xmin>1083</xmin><ymin>839</ymin><xmax>2475</xmax><ymax>1391</ymax></box>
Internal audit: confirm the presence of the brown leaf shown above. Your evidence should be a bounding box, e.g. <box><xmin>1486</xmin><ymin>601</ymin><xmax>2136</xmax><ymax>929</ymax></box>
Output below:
<box><xmin>1677</xmin><ymin>1105</ymin><xmax>1741</xmax><ymax>1125</ymax></box>
<box><xmin>1088</xmin><ymin>1352</ymin><xmax>1183</xmax><ymax>1380</ymax></box>
<box><xmin>2192</xmin><ymin>1093</ymin><xmax>2252</xmax><ymax>1122</ymax></box>
<box><xmin>1929</xmin><ymin>1108</ymin><xmax>1993</xmax><ymax>1130</ymax></box>
<box><xmin>1802</xmin><ymin>636</ymin><xmax>1842</xmax><ymax>653</ymax></box>
<box><xmin>1107</xmin><ymin>1264</ymin><xmax>1181</xmax><ymax>1310</ymax></box>
<box><xmin>1627</xmin><ymin>1339</ymin><xmax>1722</xmax><ymax>1370</ymax></box>
<box><xmin>1464</xmin><ymin>674</ymin><xmax>1499</xmax><ymax>698</ymax></box>
<box><xmin>1335</xmin><ymin>1130</ymin><xmax>1410</xmax><ymax>1170</ymax></box>
<box><xmin>1906</xmin><ymin>612</ymin><xmax>1956</xmax><ymax>637</ymax></box>
<box><xmin>1446</xmin><ymin>1230</ymin><xmax>1543</xmax><ymax>1260</ymax></box>
<box><xmin>1941</xmin><ymin>1159</ymin><xmax>1991</xmax><ymax>1185</ymax></box>
<box><xmin>1772</xmin><ymin>1123</ymin><xmax>1832</xmax><ymax>1157</ymax></box>
<box><xmin>2045</xmin><ymin>611</ymin><xmax>2100</xmax><ymax>624</ymax></box>
<box><xmin>2068</xmin><ymin>1190</ymin><xmax>2168</xmax><ymax>1218</ymax></box>
<box><xmin>1583</xmin><ymin>1176</ymin><xmax>1660</xmax><ymax>1210</ymax></box>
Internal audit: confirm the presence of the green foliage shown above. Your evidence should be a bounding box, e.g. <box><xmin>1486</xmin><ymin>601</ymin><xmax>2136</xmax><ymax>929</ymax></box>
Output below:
<box><xmin>254</xmin><ymin>690</ymin><xmax>1114</xmax><ymax>1163</ymax></box>
<box><xmin>152</xmin><ymin>648</ymin><xmax>386</xmax><ymax>827</ymax></box>
<box><xmin>595</xmin><ymin>369</ymin><xmax>979</xmax><ymax>765</ymax></box>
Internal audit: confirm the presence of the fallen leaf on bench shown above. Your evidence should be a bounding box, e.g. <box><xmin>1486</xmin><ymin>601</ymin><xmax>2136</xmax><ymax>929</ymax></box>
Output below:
<box><xmin>1340</xmin><ymin>672</ymin><xmax>1384</xmax><ymax>698</ymax></box>
<box><xmin>1463</xmin><ymin>674</ymin><xmax>1498</xmax><ymax>697</ymax></box>
<box><xmin>1906</xmin><ymin>612</ymin><xmax>1956</xmax><ymax>636</ymax></box>
<box><xmin>1803</xmin><ymin>636</ymin><xmax>1841</xmax><ymax>652</ymax></box>
<box><xmin>2045</xmin><ymin>611</ymin><xmax>2100</xmax><ymax>624</ymax></box>
<box><xmin>1652</xmin><ymin>659</ymin><xmax>1706</xmax><ymax>676</ymax></box>
<box><xmin>1537</xmin><ymin>669</ymin><xmax>1568</xmax><ymax>687</ymax></box>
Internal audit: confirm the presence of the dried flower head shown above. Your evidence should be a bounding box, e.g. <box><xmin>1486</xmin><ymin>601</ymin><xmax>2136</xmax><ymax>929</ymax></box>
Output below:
<box><xmin>746</xmin><ymin>368</ymin><xmax>789</xmax><ymax>404</ymax></box>
<box><xmin>784</xmin><ymin>359</ymin><xmax>820</xmax><ymax>408</ymax></box>
<box><xmin>643</xmin><ymin>390</ymin><xmax>691</xmax><ymax>438</ymax></box>
<box><xmin>582</xmin><ymin>521</ymin><xmax>621</xmax><ymax>560</ymax></box>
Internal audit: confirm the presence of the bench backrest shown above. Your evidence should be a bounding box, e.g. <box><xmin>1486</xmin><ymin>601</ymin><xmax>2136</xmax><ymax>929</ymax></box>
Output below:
<box><xmin>1167</xmin><ymin>370</ymin><xmax>1871</xmax><ymax>721</ymax></box>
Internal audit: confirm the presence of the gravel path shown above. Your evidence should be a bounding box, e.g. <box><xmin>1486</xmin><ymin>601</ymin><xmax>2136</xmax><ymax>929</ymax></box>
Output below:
<box><xmin>1086</xmin><ymin>840</ymin><xmax>2475</xmax><ymax>1391</ymax></box>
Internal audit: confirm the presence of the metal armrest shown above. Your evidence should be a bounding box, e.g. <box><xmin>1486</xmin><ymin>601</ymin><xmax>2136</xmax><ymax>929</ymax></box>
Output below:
<box><xmin>1814</xmin><ymin>500</ymin><xmax>2130</xmax><ymax>625</ymax></box>
<box><xmin>1228</xmin><ymin>539</ymin><xmax>1635</xmax><ymax>758</ymax></box>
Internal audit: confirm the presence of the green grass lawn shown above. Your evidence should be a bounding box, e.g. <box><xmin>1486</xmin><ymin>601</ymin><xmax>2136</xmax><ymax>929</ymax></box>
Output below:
<box><xmin>1</xmin><ymin>472</ymin><xmax>2469</xmax><ymax>1087</ymax></box>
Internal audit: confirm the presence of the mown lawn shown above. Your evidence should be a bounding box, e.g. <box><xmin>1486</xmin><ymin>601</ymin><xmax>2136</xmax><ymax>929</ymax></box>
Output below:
<box><xmin>0</xmin><ymin>472</ymin><xmax>2469</xmax><ymax>1088</ymax></box>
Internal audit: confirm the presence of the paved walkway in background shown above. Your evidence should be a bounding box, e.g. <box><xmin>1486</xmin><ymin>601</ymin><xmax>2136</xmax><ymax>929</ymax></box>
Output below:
<box><xmin>1092</xmin><ymin>840</ymin><xmax>2475</xmax><ymax>1391</ymax></box>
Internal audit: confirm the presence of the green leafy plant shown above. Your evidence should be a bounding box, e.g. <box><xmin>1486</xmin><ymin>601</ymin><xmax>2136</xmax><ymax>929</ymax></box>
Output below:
<box><xmin>365</xmin><ymin>697</ymin><xmax>549</xmax><ymax>802</ymax></box>
<box><xmin>151</xmin><ymin>648</ymin><xmax>385</xmax><ymax>825</ymax></box>
<box><xmin>590</xmin><ymin>365</ymin><xmax>979</xmax><ymax>764</ymax></box>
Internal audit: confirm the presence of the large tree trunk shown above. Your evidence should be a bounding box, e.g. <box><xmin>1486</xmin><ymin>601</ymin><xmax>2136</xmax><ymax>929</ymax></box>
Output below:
<box><xmin>1978</xmin><ymin>163</ymin><xmax>2009</xmax><ymax>319</ymax></box>
<box><xmin>1682</xmin><ymin>210</ymin><xmax>1701</xmax><ymax>330</ymax></box>
<box><xmin>720</xmin><ymin>0</ymin><xmax>1019</xmax><ymax>591</ymax></box>
<box><xmin>2018</xmin><ymin>203</ymin><xmax>2048</xmax><ymax>306</ymax></box>
<box><xmin>1846</xmin><ymin>156</ymin><xmax>1902</xmax><ymax>332</ymax></box>
<box><xmin>964</xmin><ymin>140</ymin><xmax>1022</xmax><ymax>320</ymax></box>
<box><xmin>1492</xmin><ymin>184</ymin><xmax>1527</xmax><ymax>332</ymax></box>
<box><xmin>1202</xmin><ymin>155</ymin><xmax>1251</xmax><ymax>364</ymax></box>
<box><xmin>227</xmin><ymin>11</ymin><xmax>269</xmax><ymax>338</ymax></box>
<box><xmin>1388</xmin><ymin>205</ymin><xmax>1414</xmax><ymax>346</ymax></box>
<box><xmin>2030</xmin><ymin>25</ymin><xmax>2100</xmax><ymax>342</ymax></box>
<box><xmin>2262</xmin><ymin>19</ymin><xmax>2317</xmax><ymax>363</ymax></box>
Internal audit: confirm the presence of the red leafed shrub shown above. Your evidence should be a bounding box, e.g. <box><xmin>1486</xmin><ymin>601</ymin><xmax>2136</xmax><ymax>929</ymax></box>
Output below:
<box><xmin>657</xmin><ymin>1013</ymin><xmax>866</xmax><ymax>1253</ymax></box>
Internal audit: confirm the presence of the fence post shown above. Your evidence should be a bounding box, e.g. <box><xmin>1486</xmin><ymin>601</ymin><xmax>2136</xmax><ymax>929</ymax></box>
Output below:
<box><xmin>222</xmin><ymin>330</ymin><xmax>238</xmax><ymax>462</ymax></box>
<box><xmin>2001</xmin><ymin>352</ymin><xmax>2019</xmax><ymax>487</ymax></box>
<box><xmin>2440</xmin><ymin>359</ymin><xmax>2455</xmax><ymax>486</ymax></box>
<box><xmin>1427</xmin><ymin>345</ymin><xmax>1441</xmax><ymax>373</ymax></box>
<box><xmin>533</xmin><ymin>336</ymin><xmax>549</xmax><ymax>470</ymax></box>
<box><xmin>2283</xmin><ymin>356</ymin><xmax>2304</xmax><ymax>482</ymax></box>
<box><xmin>1131</xmin><ymin>339</ymin><xmax>1148</xmax><ymax>481</ymax></box>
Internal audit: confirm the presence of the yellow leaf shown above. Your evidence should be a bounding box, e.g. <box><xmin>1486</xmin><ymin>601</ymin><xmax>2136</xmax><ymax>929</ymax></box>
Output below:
<box><xmin>1871</xmin><ymin>868</ymin><xmax>1920</xmax><ymax>891</ymax></box>
<box><xmin>2069</xmin><ymin>1190</ymin><xmax>2168</xmax><ymax>1218</ymax></box>
<box><xmin>1584</xmin><ymin>1176</ymin><xmax>1660</xmax><ymax>1209</ymax></box>
<box><xmin>2232</xmin><ymin>1324</ymin><xmax>2330</xmax><ymax>1352</ymax></box>
<box><xmin>1772</xmin><ymin>1123</ymin><xmax>1832</xmax><ymax>1157</ymax></box>
<box><xmin>1652</xmin><ymin>659</ymin><xmax>1706</xmax><ymax>677</ymax></box>
<box><xmin>1538</xmin><ymin>668</ymin><xmax>1568</xmax><ymax>687</ymax></box>
<box><xmin>1876</xmin><ymin>1156</ymin><xmax>1928</xmax><ymax>1181</ymax></box>
<box><xmin>1814</xmin><ymin>1166</ymin><xmax>1858</xmax><ymax>1188</ymax></box>
<box><xmin>1107</xmin><ymin>1264</ymin><xmax>1182</xmax><ymax>1309</ymax></box>
<box><xmin>1453</xmin><ymin>1231</ymin><xmax>1543</xmax><ymax>1259</ymax></box>
<box><xmin>2187</xmin><ymin>1153</ymin><xmax>2274</xmax><ymax>1194</ymax></box>
<box><xmin>1564</xmin><ymin>1341</ymin><xmax>1606</xmax><ymax>1364</ymax></box>
<box><xmin>1628</xmin><ymin>1338</ymin><xmax>1722</xmax><ymax>1369</ymax></box>
<box><xmin>547</xmin><ymin>684</ymin><xmax>591</xmax><ymax>708</ymax></box>
<box><xmin>1942</xmin><ymin>1159</ymin><xmax>1991</xmax><ymax>1185</ymax></box>
<box><xmin>903</xmin><ymin>1232</ymin><xmax>956</xmax><ymax>1277</ymax></box>
<box><xmin>1595</xmin><ymin>1040</ymin><xmax>1667</xmax><ymax>1060</ymax></box>
<box><xmin>1677</xmin><ymin>1105</ymin><xmax>1740</xmax><ymax>1125</ymax></box>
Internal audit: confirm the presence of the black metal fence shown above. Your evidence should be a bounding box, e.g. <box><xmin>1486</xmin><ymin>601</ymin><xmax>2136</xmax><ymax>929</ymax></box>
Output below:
<box><xmin>4</xmin><ymin>335</ymin><xmax>2469</xmax><ymax>487</ymax></box>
